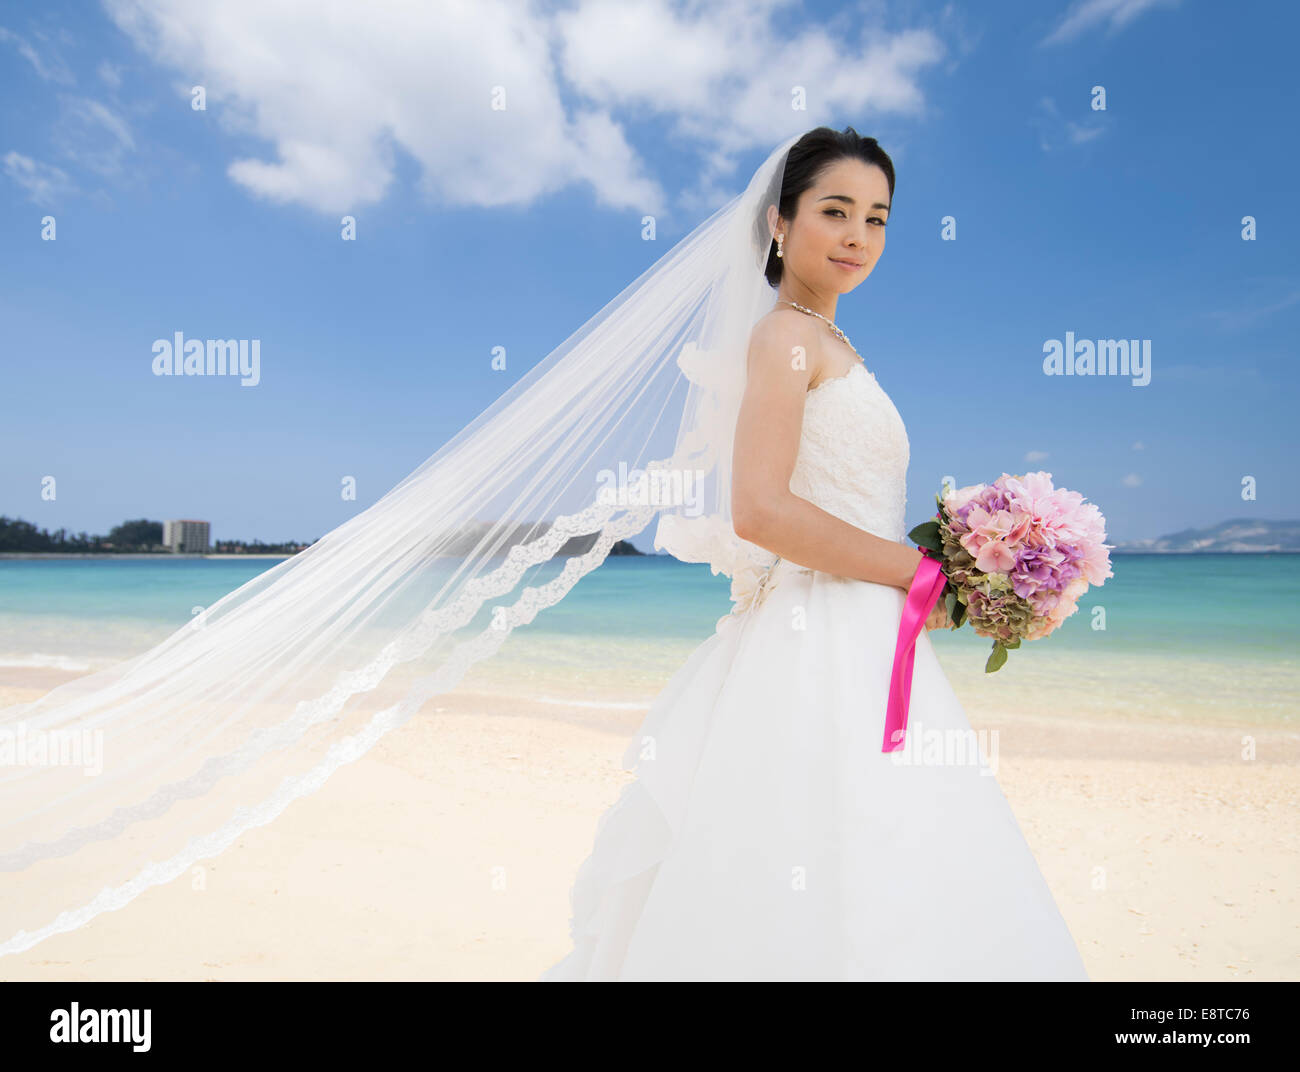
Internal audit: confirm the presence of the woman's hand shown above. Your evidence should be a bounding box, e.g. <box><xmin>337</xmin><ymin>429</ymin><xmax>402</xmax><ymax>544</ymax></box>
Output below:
<box><xmin>925</xmin><ymin>594</ymin><xmax>953</xmax><ymax>631</ymax></box>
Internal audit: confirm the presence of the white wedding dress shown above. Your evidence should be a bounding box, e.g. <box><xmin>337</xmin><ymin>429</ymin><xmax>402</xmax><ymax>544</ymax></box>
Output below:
<box><xmin>541</xmin><ymin>359</ymin><xmax>1089</xmax><ymax>981</ymax></box>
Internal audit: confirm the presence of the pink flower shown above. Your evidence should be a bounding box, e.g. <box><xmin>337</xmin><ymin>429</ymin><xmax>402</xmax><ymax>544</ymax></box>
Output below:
<box><xmin>1004</xmin><ymin>512</ymin><xmax>1032</xmax><ymax>547</ymax></box>
<box><xmin>974</xmin><ymin>537</ymin><xmax>1015</xmax><ymax>573</ymax></box>
<box><xmin>1027</xmin><ymin>577</ymin><xmax>1088</xmax><ymax>639</ymax></box>
<box><xmin>927</xmin><ymin>471</ymin><xmax>1111</xmax><ymax>667</ymax></box>
<box><xmin>978</xmin><ymin>509</ymin><xmax>1015</xmax><ymax>541</ymax></box>
<box><xmin>964</xmin><ymin>502</ymin><xmax>991</xmax><ymax>531</ymax></box>
<box><xmin>1003</xmin><ymin>471</ymin><xmax>1056</xmax><ymax>513</ymax></box>
<box><xmin>943</xmin><ymin>482</ymin><xmax>985</xmax><ymax>514</ymax></box>
<box><xmin>1059</xmin><ymin>575</ymin><xmax>1089</xmax><ymax>608</ymax></box>
<box><xmin>1080</xmin><ymin>541</ymin><xmax>1114</xmax><ymax>586</ymax></box>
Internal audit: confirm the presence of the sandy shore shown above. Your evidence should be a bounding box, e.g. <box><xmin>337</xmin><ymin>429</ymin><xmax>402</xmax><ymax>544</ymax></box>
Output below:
<box><xmin>0</xmin><ymin>675</ymin><xmax>1296</xmax><ymax>981</ymax></box>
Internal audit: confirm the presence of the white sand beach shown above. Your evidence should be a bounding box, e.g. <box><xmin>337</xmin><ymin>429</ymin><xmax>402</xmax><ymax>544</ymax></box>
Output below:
<box><xmin>1</xmin><ymin>667</ymin><xmax>1296</xmax><ymax>982</ymax></box>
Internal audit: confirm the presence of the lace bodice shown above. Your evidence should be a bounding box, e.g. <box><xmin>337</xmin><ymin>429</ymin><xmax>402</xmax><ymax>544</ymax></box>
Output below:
<box><xmin>789</xmin><ymin>361</ymin><xmax>909</xmax><ymax>543</ymax></box>
<box><xmin>658</xmin><ymin>355</ymin><xmax>911</xmax><ymax>627</ymax></box>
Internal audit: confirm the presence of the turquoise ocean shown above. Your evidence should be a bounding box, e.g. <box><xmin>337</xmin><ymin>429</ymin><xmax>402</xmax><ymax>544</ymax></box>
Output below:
<box><xmin>0</xmin><ymin>554</ymin><xmax>1295</xmax><ymax>729</ymax></box>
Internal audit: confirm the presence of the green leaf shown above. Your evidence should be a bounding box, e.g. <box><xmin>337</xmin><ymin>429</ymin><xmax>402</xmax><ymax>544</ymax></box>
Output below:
<box><xmin>908</xmin><ymin>520</ymin><xmax>942</xmax><ymax>551</ymax></box>
<box><xmin>984</xmin><ymin>642</ymin><xmax>1008</xmax><ymax>673</ymax></box>
<box><xmin>944</xmin><ymin>590</ymin><xmax>957</xmax><ymax>620</ymax></box>
<box><xmin>951</xmin><ymin>600</ymin><xmax>967</xmax><ymax>628</ymax></box>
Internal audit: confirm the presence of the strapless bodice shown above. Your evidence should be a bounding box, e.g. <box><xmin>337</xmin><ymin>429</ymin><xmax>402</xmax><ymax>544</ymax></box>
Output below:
<box><xmin>788</xmin><ymin>361</ymin><xmax>909</xmax><ymax>543</ymax></box>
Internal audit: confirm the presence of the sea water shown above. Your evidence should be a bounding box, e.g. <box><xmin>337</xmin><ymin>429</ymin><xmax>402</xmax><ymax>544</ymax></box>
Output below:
<box><xmin>0</xmin><ymin>553</ymin><xmax>1294</xmax><ymax>728</ymax></box>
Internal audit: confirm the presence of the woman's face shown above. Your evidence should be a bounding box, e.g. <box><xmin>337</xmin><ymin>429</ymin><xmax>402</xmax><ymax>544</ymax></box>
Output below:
<box><xmin>771</xmin><ymin>157</ymin><xmax>891</xmax><ymax>295</ymax></box>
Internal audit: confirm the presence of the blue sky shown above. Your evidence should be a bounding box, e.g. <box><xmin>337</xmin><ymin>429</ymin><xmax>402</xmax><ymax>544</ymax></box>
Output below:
<box><xmin>1</xmin><ymin>0</ymin><xmax>1296</xmax><ymax>548</ymax></box>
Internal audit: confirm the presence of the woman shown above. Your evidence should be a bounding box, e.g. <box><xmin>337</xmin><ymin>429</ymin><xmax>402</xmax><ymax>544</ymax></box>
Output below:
<box><xmin>541</xmin><ymin>127</ymin><xmax>1089</xmax><ymax>982</ymax></box>
<box><xmin>0</xmin><ymin>128</ymin><xmax>1085</xmax><ymax>981</ymax></box>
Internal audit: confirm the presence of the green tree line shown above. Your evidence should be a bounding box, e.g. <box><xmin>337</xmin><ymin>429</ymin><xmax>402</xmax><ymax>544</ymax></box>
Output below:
<box><xmin>0</xmin><ymin>516</ymin><xmax>311</xmax><ymax>554</ymax></box>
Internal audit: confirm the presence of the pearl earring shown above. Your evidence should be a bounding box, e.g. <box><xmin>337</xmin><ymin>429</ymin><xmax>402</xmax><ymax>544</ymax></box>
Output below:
<box><xmin>775</xmin><ymin>233</ymin><xmax>784</xmax><ymax>258</ymax></box>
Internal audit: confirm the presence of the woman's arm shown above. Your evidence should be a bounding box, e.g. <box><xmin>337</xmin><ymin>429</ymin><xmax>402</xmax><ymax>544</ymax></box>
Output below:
<box><xmin>731</xmin><ymin>313</ymin><xmax>923</xmax><ymax>593</ymax></box>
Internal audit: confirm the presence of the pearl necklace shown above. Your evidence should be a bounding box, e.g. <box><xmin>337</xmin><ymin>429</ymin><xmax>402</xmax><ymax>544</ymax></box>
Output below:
<box><xmin>777</xmin><ymin>300</ymin><xmax>861</xmax><ymax>359</ymax></box>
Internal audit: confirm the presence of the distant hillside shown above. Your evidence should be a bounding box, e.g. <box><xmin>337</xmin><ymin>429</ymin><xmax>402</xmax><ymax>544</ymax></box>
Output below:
<box><xmin>1113</xmin><ymin>518</ymin><xmax>1300</xmax><ymax>553</ymax></box>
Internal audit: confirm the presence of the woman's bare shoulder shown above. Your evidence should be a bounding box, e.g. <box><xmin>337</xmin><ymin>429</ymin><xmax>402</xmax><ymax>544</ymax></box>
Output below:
<box><xmin>748</xmin><ymin>306</ymin><xmax>823</xmax><ymax>371</ymax></box>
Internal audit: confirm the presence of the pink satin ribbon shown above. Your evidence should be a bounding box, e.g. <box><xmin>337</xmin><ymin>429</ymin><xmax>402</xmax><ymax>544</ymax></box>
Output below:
<box><xmin>881</xmin><ymin>552</ymin><xmax>947</xmax><ymax>753</ymax></box>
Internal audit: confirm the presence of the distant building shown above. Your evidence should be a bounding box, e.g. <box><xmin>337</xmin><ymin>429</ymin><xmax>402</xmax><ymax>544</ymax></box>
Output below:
<box><xmin>163</xmin><ymin>519</ymin><xmax>211</xmax><ymax>554</ymax></box>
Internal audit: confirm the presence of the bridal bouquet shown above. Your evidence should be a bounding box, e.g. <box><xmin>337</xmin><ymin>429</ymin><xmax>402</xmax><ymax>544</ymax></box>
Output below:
<box><xmin>907</xmin><ymin>471</ymin><xmax>1114</xmax><ymax>673</ymax></box>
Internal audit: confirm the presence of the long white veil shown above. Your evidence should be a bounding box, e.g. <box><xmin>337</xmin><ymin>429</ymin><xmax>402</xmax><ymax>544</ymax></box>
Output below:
<box><xmin>0</xmin><ymin>133</ymin><xmax>798</xmax><ymax>957</ymax></box>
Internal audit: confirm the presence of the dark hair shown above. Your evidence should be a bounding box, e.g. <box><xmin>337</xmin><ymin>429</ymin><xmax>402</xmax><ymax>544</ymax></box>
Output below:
<box><xmin>762</xmin><ymin>126</ymin><xmax>895</xmax><ymax>287</ymax></box>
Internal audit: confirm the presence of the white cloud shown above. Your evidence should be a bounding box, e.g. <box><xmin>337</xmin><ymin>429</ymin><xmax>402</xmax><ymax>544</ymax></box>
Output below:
<box><xmin>1204</xmin><ymin>286</ymin><xmax>1300</xmax><ymax>331</ymax></box>
<box><xmin>98</xmin><ymin>60</ymin><xmax>124</xmax><ymax>90</ymax></box>
<box><xmin>1032</xmin><ymin>96</ymin><xmax>1108</xmax><ymax>153</ymax></box>
<box><xmin>100</xmin><ymin>0</ymin><xmax>946</xmax><ymax>216</ymax></box>
<box><xmin>556</xmin><ymin>0</ymin><xmax>939</xmax><ymax>145</ymax></box>
<box><xmin>556</xmin><ymin>0</ymin><xmax>944</xmax><ymax>206</ymax></box>
<box><xmin>3</xmin><ymin>151</ymin><xmax>79</xmax><ymax>204</ymax></box>
<box><xmin>51</xmin><ymin>96</ymin><xmax>135</xmax><ymax>177</ymax></box>
<box><xmin>1041</xmin><ymin>0</ymin><xmax>1184</xmax><ymax>46</ymax></box>
<box><xmin>1025</xmin><ymin>450</ymin><xmax>1049</xmax><ymax>461</ymax></box>
<box><xmin>1066</xmin><ymin>122</ymin><xmax>1105</xmax><ymax>144</ymax></box>
<box><xmin>0</xmin><ymin>26</ymin><xmax>75</xmax><ymax>84</ymax></box>
<box><xmin>1121</xmin><ymin>473</ymin><xmax>1143</xmax><ymax>487</ymax></box>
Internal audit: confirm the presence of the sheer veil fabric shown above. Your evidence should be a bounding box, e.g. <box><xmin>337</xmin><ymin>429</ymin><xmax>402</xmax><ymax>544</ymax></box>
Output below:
<box><xmin>0</xmin><ymin>134</ymin><xmax>800</xmax><ymax>957</ymax></box>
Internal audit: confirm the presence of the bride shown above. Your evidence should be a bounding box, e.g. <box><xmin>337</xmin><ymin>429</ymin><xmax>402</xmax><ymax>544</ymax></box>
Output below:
<box><xmin>541</xmin><ymin>127</ymin><xmax>1090</xmax><ymax>982</ymax></box>
<box><xmin>0</xmin><ymin>126</ymin><xmax>1086</xmax><ymax>981</ymax></box>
